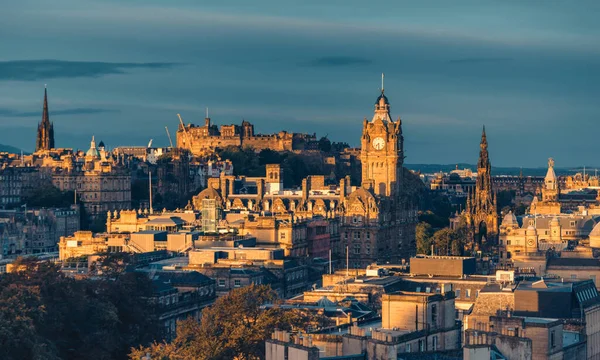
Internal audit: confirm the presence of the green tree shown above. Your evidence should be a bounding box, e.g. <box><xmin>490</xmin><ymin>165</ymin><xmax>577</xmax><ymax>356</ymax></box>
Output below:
<box><xmin>416</xmin><ymin>222</ymin><xmax>434</xmax><ymax>255</ymax></box>
<box><xmin>130</xmin><ymin>285</ymin><xmax>327</xmax><ymax>360</ymax></box>
<box><xmin>432</xmin><ymin>228</ymin><xmax>454</xmax><ymax>256</ymax></box>
<box><xmin>23</xmin><ymin>184</ymin><xmax>74</xmax><ymax>208</ymax></box>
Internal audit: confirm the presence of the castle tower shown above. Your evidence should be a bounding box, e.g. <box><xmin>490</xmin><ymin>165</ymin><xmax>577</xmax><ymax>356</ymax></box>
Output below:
<box><xmin>466</xmin><ymin>126</ymin><xmax>498</xmax><ymax>249</ymax></box>
<box><xmin>360</xmin><ymin>74</ymin><xmax>404</xmax><ymax>196</ymax></box>
<box><xmin>35</xmin><ymin>87</ymin><xmax>55</xmax><ymax>152</ymax></box>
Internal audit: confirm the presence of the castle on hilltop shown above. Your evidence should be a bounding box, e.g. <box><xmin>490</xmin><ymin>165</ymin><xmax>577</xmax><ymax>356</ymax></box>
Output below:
<box><xmin>176</xmin><ymin>117</ymin><xmax>319</xmax><ymax>155</ymax></box>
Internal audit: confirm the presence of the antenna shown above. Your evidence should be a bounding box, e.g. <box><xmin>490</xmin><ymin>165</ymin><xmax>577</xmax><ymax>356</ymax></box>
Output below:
<box><xmin>149</xmin><ymin>170</ymin><xmax>153</xmax><ymax>214</ymax></box>
<box><xmin>206</xmin><ymin>107</ymin><xmax>209</xmax><ymax>118</ymax></box>
<box><xmin>381</xmin><ymin>73</ymin><xmax>384</xmax><ymax>92</ymax></box>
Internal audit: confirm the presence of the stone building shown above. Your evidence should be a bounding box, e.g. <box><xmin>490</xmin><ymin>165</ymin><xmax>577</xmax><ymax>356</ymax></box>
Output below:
<box><xmin>0</xmin><ymin>206</ymin><xmax>79</xmax><ymax>256</ymax></box>
<box><xmin>52</xmin><ymin>137</ymin><xmax>131</xmax><ymax>218</ymax></box>
<box><xmin>465</xmin><ymin>127</ymin><xmax>499</xmax><ymax>249</ymax></box>
<box><xmin>177</xmin><ymin>117</ymin><xmax>318</xmax><ymax>155</ymax></box>
<box><xmin>498</xmin><ymin>212</ymin><xmax>596</xmax><ymax>266</ymax></box>
<box><xmin>191</xmin><ymin>88</ymin><xmax>418</xmax><ymax>266</ymax></box>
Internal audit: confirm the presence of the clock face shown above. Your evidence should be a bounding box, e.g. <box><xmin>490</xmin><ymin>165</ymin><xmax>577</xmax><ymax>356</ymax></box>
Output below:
<box><xmin>372</xmin><ymin>137</ymin><xmax>385</xmax><ymax>150</ymax></box>
<box><xmin>527</xmin><ymin>239</ymin><xmax>535</xmax><ymax>247</ymax></box>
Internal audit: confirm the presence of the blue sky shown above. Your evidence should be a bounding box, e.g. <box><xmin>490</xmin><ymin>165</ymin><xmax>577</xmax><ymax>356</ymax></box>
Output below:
<box><xmin>1</xmin><ymin>0</ymin><xmax>599</xmax><ymax>167</ymax></box>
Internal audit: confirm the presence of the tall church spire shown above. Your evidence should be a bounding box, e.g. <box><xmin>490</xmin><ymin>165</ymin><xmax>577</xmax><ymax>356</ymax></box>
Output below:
<box><xmin>35</xmin><ymin>86</ymin><xmax>55</xmax><ymax>152</ymax></box>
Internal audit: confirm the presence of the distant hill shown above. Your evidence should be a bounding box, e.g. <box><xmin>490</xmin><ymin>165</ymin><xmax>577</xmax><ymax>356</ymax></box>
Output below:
<box><xmin>0</xmin><ymin>144</ymin><xmax>25</xmax><ymax>154</ymax></box>
<box><xmin>405</xmin><ymin>163</ymin><xmax>597</xmax><ymax>177</ymax></box>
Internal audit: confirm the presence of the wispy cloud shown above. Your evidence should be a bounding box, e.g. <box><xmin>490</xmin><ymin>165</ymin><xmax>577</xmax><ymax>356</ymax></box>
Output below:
<box><xmin>0</xmin><ymin>60</ymin><xmax>180</xmax><ymax>81</ymax></box>
<box><xmin>0</xmin><ymin>107</ymin><xmax>119</xmax><ymax>117</ymax></box>
<box><xmin>448</xmin><ymin>57</ymin><xmax>513</xmax><ymax>64</ymax></box>
<box><xmin>304</xmin><ymin>56</ymin><xmax>372</xmax><ymax>68</ymax></box>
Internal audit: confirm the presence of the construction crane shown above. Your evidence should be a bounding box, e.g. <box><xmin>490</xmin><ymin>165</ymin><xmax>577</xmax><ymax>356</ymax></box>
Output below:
<box><xmin>165</xmin><ymin>126</ymin><xmax>174</xmax><ymax>148</ymax></box>
<box><xmin>177</xmin><ymin>113</ymin><xmax>192</xmax><ymax>150</ymax></box>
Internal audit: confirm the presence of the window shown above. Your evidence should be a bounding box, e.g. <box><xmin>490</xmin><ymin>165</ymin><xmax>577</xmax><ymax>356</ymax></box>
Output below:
<box><xmin>280</xmin><ymin>232</ymin><xmax>286</xmax><ymax>240</ymax></box>
<box><xmin>507</xmin><ymin>240</ymin><xmax>511</xmax><ymax>245</ymax></box>
<box><xmin>418</xmin><ymin>339</ymin><xmax>424</xmax><ymax>352</ymax></box>
<box><xmin>551</xmin><ymin>330</ymin><xmax>556</xmax><ymax>348</ymax></box>
<box><xmin>353</xmin><ymin>232</ymin><xmax>359</xmax><ymax>240</ymax></box>
<box><xmin>432</xmin><ymin>336</ymin><xmax>438</xmax><ymax>351</ymax></box>
<box><xmin>354</xmin><ymin>244</ymin><xmax>361</xmax><ymax>254</ymax></box>
<box><xmin>406</xmin><ymin>343</ymin><xmax>411</xmax><ymax>352</ymax></box>
<box><xmin>366</xmin><ymin>232</ymin><xmax>371</xmax><ymax>240</ymax></box>
<box><xmin>218</xmin><ymin>279</ymin><xmax>225</xmax><ymax>287</ymax></box>
<box><xmin>455</xmin><ymin>289</ymin><xmax>461</xmax><ymax>298</ymax></box>
<box><xmin>431</xmin><ymin>304</ymin><xmax>437</xmax><ymax>322</ymax></box>
<box><xmin>234</xmin><ymin>280</ymin><xmax>241</xmax><ymax>287</ymax></box>
<box><xmin>466</xmin><ymin>289</ymin><xmax>471</xmax><ymax>298</ymax></box>
<box><xmin>571</xmin><ymin>274</ymin><xmax>577</xmax><ymax>280</ymax></box>
<box><xmin>344</xmin><ymin>232</ymin><xmax>348</xmax><ymax>240</ymax></box>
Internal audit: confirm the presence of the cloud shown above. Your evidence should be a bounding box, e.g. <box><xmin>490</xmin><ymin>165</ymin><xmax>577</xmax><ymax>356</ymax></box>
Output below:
<box><xmin>305</xmin><ymin>56</ymin><xmax>372</xmax><ymax>68</ymax></box>
<box><xmin>0</xmin><ymin>107</ymin><xmax>119</xmax><ymax>117</ymax></box>
<box><xmin>448</xmin><ymin>57</ymin><xmax>513</xmax><ymax>64</ymax></box>
<box><xmin>0</xmin><ymin>60</ymin><xmax>180</xmax><ymax>81</ymax></box>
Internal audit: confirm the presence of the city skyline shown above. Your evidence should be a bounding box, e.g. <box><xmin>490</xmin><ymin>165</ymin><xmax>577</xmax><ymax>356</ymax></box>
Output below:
<box><xmin>2</xmin><ymin>1</ymin><xmax>600</xmax><ymax>167</ymax></box>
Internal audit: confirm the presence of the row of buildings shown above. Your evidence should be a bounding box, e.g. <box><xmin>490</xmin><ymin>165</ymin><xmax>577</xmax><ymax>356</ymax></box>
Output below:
<box><xmin>267</xmin><ymin>255</ymin><xmax>600</xmax><ymax>359</ymax></box>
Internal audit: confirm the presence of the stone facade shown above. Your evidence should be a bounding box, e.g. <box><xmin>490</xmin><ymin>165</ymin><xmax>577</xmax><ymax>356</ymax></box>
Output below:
<box><xmin>177</xmin><ymin>117</ymin><xmax>318</xmax><ymax>155</ymax></box>
<box><xmin>191</xmin><ymin>89</ymin><xmax>418</xmax><ymax>266</ymax></box>
<box><xmin>465</xmin><ymin>127</ymin><xmax>499</xmax><ymax>249</ymax></box>
<box><xmin>52</xmin><ymin>138</ymin><xmax>132</xmax><ymax>218</ymax></box>
<box><xmin>0</xmin><ymin>206</ymin><xmax>80</xmax><ymax>256</ymax></box>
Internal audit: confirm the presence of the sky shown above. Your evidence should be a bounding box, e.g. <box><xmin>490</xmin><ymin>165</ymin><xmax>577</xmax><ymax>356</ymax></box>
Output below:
<box><xmin>1</xmin><ymin>0</ymin><xmax>599</xmax><ymax>167</ymax></box>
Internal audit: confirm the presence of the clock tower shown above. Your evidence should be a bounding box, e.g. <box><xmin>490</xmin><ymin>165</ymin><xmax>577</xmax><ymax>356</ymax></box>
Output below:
<box><xmin>360</xmin><ymin>77</ymin><xmax>404</xmax><ymax>196</ymax></box>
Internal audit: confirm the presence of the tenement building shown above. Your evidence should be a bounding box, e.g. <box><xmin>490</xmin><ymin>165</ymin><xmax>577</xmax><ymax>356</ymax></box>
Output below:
<box><xmin>191</xmin><ymin>87</ymin><xmax>418</xmax><ymax>266</ymax></box>
<box><xmin>177</xmin><ymin>117</ymin><xmax>318</xmax><ymax>155</ymax></box>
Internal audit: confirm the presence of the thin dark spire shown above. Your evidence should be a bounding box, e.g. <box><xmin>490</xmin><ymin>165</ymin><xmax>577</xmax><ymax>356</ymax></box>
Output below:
<box><xmin>36</xmin><ymin>86</ymin><xmax>55</xmax><ymax>151</ymax></box>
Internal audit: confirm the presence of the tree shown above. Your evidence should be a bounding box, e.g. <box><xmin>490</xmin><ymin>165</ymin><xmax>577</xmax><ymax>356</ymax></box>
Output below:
<box><xmin>432</xmin><ymin>228</ymin><xmax>454</xmax><ymax>255</ymax></box>
<box><xmin>416</xmin><ymin>222</ymin><xmax>434</xmax><ymax>255</ymax></box>
<box><xmin>130</xmin><ymin>285</ymin><xmax>327</xmax><ymax>360</ymax></box>
<box><xmin>0</xmin><ymin>258</ymin><xmax>159</xmax><ymax>360</ymax></box>
<box><xmin>23</xmin><ymin>184</ymin><xmax>74</xmax><ymax>208</ymax></box>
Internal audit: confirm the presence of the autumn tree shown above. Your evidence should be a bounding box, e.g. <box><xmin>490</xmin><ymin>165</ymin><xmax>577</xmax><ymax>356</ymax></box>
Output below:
<box><xmin>130</xmin><ymin>284</ymin><xmax>328</xmax><ymax>360</ymax></box>
<box><xmin>0</xmin><ymin>257</ymin><xmax>159</xmax><ymax>360</ymax></box>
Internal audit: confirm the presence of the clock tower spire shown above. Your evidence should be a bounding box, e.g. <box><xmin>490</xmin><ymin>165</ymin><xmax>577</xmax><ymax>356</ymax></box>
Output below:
<box><xmin>360</xmin><ymin>77</ymin><xmax>404</xmax><ymax>196</ymax></box>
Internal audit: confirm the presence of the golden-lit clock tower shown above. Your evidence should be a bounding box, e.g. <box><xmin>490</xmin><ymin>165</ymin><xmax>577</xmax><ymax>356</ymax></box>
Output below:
<box><xmin>360</xmin><ymin>76</ymin><xmax>404</xmax><ymax>196</ymax></box>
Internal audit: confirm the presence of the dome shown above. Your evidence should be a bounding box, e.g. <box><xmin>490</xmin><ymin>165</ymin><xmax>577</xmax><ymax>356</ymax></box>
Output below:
<box><xmin>526</xmin><ymin>225</ymin><xmax>537</xmax><ymax>234</ymax></box>
<box><xmin>550</xmin><ymin>217</ymin><xmax>560</xmax><ymax>226</ymax></box>
<box><xmin>86</xmin><ymin>136</ymin><xmax>99</xmax><ymax>158</ymax></box>
<box><xmin>192</xmin><ymin>186</ymin><xmax>223</xmax><ymax>210</ymax></box>
<box><xmin>589</xmin><ymin>222</ymin><xmax>600</xmax><ymax>248</ymax></box>
<box><xmin>375</xmin><ymin>91</ymin><xmax>389</xmax><ymax>106</ymax></box>
<box><xmin>590</xmin><ymin>222</ymin><xmax>600</xmax><ymax>237</ymax></box>
<box><xmin>502</xmin><ymin>211</ymin><xmax>518</xmax><ymax>226</ymax></box>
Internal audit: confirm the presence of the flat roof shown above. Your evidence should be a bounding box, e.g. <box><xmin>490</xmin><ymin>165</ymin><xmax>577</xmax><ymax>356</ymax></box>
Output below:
<box><xmin>524</xmin><ymin>317</ymin><xmax>559</xmax><ymax>324</ymax></box>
